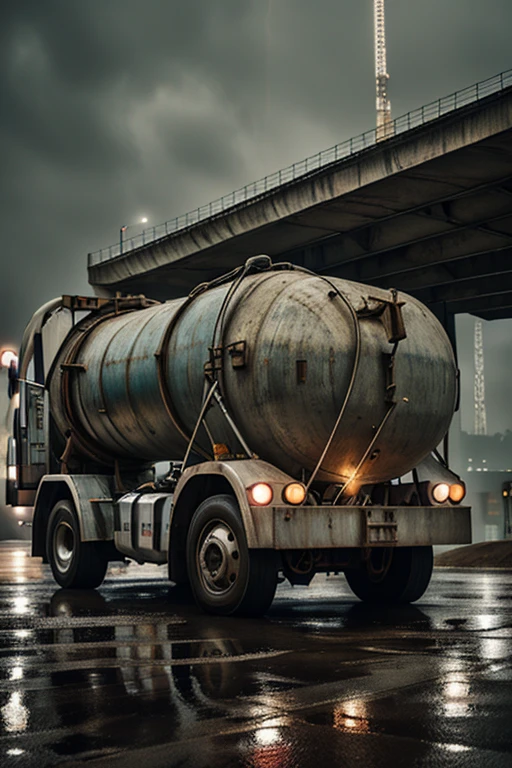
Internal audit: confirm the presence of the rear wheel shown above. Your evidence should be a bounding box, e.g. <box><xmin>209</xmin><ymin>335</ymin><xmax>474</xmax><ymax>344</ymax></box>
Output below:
<box><xmin>186</xmin><ymin>494</ymin><xmax>277</xmax><ymax>616</ymax></box>
<box><xmin>46</xmin><ymin>500</ymin><xmax>108</xmax><ymax>589</ymax></box>
<box><xmin>344</xmin><ymin>546</ymin><xmax>433</xmax><ymax>604</ymax></box>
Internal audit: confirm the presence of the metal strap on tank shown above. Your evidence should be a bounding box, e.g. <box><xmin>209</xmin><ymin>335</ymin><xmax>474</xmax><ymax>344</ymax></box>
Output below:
<box><xmin>293</xmin><ymin>267</ymin><xmax>407</xmax><ymax>500</ymax></box>
<box><xmin>182</xmin><ymin>380</ymin><xmax>219</xmax><ymax>470</ymax></box>
<box><xmin>205</xmin><ymin>256</ymin><xmax>366</xmax><ymax>469</ymax></box>
<box><xmin>208</xmin><ymin>256</ymin><xmax>272</xmax><ymax>393</ymax></box>
<box><xmin>156</xmin><ymin>271</ymin><xmax>257</xmax><ymax>463</ymax></box>
<box><xmin>156</xmin><ymin>257</ymin><xmax>275</xmax><ymax>464</ymax></box>
<box><xmin>329</xmin><ymin>314</ymin><xmax>407</xmax><ymax>503</ymax></box>
<box><xmin>154</xmin><ymin>293</ymin><xmax>215</xmax><ymax>461</ymax></box>
<box><xmin>206</xmin><ymin>256</ymin><xmax>281</xmax><ymax>458</ymax></box>
<box><xmin>285</xmin><ymin>267</ymin><xmax>363</xmax><ymax>493</ymax></box>
<box><xmin>331</xmin><ymin>401</ymin><xmax>397</xmax><ymax>504</ymax></box>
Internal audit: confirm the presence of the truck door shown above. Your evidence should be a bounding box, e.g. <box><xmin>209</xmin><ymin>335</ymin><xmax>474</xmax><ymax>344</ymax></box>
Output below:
<box><xmin>17</xmin><ymin>379</ymin><xmax>48</xmax><ymax>506</ymax></box>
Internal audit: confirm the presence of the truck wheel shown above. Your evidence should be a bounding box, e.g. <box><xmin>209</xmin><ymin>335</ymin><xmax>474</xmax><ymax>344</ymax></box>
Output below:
<box><xmin>186</xmin><ymin>494</ymin><xmax>277</xmax><ymax>616</ymax></box>
<box><xmin>344</xmin><ymin>546</ymin><xmax>433</xmax><ymax>604</ymax></box>
<box><xmin>46</xmin><ymin>500</ymin><xmax>108</xmax><ymax>589</ymax></box>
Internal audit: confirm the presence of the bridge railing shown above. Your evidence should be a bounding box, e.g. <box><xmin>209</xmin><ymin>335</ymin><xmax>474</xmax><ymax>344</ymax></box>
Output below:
<box><xmin>88</xmin><ymin>68</ymin><xmax>512</xmax><ymax>267</ymax></box>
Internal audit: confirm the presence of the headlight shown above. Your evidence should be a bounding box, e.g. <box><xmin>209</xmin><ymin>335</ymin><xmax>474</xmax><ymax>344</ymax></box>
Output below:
<box><xmin>247</xmin><ymin>483</ymin><xmax>273</xmax><ymax>506</ymax></box>
<box><xmin>432</xmin><ymin>483</ymin><xmax>450</xmax><ymax>503</ymax></box>
<box><xmin>449</xmin><ymin>483</ymin><xmax>466</xmax><ymax>503</ymax></box>
<box><xmin>282</xmin><ymin>483</ymin><xmax>306</xmax><ymax>505</ymax></box>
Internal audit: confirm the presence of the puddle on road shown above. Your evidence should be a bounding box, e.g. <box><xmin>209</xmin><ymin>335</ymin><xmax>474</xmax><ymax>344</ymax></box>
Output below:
<box><xmin>1</xmin><ymin>566</ymin><xmax>511</xmax><ymax>766</ymax></box>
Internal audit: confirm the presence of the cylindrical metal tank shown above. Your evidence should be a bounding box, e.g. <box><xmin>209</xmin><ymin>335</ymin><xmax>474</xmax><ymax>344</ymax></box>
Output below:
<box><xmin>48</xmin><ymin>266</ymin><xmax>457</xmax><ymax>485</ymax></box>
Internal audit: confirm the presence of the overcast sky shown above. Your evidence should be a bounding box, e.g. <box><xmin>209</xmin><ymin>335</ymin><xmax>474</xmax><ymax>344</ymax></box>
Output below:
<box><xmin>0</xmin><ymin>0</ymin><xmax>511</xmax><ymax>433</ymax></box>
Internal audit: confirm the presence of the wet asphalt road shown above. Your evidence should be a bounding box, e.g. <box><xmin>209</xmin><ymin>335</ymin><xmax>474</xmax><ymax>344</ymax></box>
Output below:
<box><xmin>0</xmin><ymin>542</ymin><xmax>511</xmax><ymax>768</ymax></box>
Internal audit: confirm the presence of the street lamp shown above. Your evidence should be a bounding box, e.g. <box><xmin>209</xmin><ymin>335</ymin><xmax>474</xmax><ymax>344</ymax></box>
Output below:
<box><xmin>1</xmin><ymin>349</ymin><xmax>19</xmax><ymax>400</ymax></box>
<box><xmin>119</xmin><ymin>217</ymin><xmax>148</xmax><ymax>255</ymax></box>
<box><xmin>1</xmin><ymin>349</ymin><xmax>18</xmax><ymax>369</ymax></box>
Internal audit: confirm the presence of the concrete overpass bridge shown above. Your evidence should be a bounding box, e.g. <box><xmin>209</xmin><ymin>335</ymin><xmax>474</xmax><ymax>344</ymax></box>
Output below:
<box><xmin>88</xmin><ymin>70</ymin><xmax>512</xmax><ymax>326</ymax></box>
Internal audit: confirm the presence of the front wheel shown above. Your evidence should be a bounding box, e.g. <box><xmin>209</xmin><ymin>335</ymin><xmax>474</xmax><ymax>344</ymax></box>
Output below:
<box><xmin>186</xmin><ymin>494</ymin><xmax>278</xmax><ymax>616</ymax></box>
<box><xmin>344</xmin><ymin>546</ymin><xmax>433</xmax><ymax>604</ymax></box>
<box><xmin>46</xmin><ymin>500</ymin><xmax>108</xmax><ymax>589</ymax></box>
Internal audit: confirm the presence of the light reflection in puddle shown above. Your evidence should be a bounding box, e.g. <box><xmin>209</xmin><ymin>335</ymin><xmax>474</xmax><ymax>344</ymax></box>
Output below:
<box><xmin>443</xmin><ymin>743</ymin><xmax>472</xmax><ymax>753</ymax></box>
<box><xmin>479</xmin><ymin>637</ymin><xmax>508</xmax><ymax>661</ymax></box>
<box><xmin>249</xmin><ymin>719</ymin><xmax>292</xmax><ymax>768</ymax></box>
<box><xmin>10</xmin><ymin>666</ymin><xmax>23</xmax><ymax>682</ymax></box>
<box><xmin>333</xmin><ymin>698</ymin><xmax>369</xmax><ymax>732</ymax></box>
<box><xmin>444</xmin><ymin>681</ymin><xmax>468</xmax><ymax>698</ymax></box>
<box><xmin>475</xmin><ymin>614</ymin><xmax>496</xmax><ymax>631</ymax></box>
<box><xmin>255</xmin><ymin>727</ymin><xmax>280</xmax><ymax>746</ymax></box>
<box><xmin>11</xmin><ymin>550</ymin><xmax>28</xmax><ymax>559</ymax></box>
<box><xmin>12</xmin><ymin>596</ymin><xmax>29</xmax><ymax>615</ymax></box>
<box><xmin>442</xmin><ymin>674</ymin><xmax>471</xmax><ymax>717</ymax></box>
<box><xmin>1</xmin><ymin>691</ymin><xmax>29</xmax><ymax>732</ymax></box>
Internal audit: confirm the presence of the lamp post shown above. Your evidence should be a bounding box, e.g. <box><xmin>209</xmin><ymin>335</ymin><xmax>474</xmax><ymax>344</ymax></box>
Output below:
<box><xmin>119</xmin><ymin>217</ymin><xmax>148</xmax><ymax>255</ymax></box>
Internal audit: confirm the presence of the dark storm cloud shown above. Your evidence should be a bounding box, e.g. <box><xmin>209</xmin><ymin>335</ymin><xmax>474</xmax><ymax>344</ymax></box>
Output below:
<box><xmin>0</xmin><ymin>0</ymin><xmax>511</xmax><ymax>430</ymax></box>
<box><xmin>0</xmin><ymin>0</ymin><xmax>267</xmax><ymax>343</ymax></box>
<box><xmin>387</xmin><ymin>0</ymin><xmax>512</xmax><ymax>112</ymax></box>
<box><xmin>0</xmin><ymin>0</ymin><xmax>265</xmax><ymax>169</ymax></box>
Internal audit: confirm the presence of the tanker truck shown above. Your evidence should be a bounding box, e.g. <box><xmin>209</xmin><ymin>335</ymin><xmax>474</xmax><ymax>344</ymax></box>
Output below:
<box><xmin>5</xmin><ymin>256</ymin><xmax>471</xmax><ymax>615</ymax></box>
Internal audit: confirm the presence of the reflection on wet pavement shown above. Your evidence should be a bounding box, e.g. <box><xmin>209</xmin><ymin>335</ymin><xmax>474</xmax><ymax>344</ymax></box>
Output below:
<box><xmin>0</xmin><ymin>541</ymin><xmax>511</xmax><ymax>766</ymax></box>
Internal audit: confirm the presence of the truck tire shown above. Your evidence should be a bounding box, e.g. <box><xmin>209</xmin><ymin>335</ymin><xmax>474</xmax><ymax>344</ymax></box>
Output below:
<box><xmin>46</xmin><ymin>500</ymin><xmax>108</xmax><ymax>589</ymax></box>
<box><xmin>186</xmin><ymin>494</ymin><xmax>277</xmax><ymax>616</ymax></box>
<box><xmin>344</xmin><ymin>546</ymin><xmax>433</xmax><ymax>604</ymax></box>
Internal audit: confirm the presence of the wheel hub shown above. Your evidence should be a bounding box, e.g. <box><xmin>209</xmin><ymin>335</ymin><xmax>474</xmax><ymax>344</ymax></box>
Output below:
<box><xmin>198</xmin><ymin>521</ymin><xmax>240</xmax><ymax>595</ymax></box>
<box><xmin>54</xmin><ymin>521</ymin><xmax>75</xmax><ymax>573</ymax></box>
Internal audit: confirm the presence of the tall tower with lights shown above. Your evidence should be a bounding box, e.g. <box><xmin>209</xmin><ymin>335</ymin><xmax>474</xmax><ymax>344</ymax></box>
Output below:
<box><xmin>374</xmin><ymin>0</ymin><xmax>393</xmax><ymax>140</ymax></box>
<box><xmin>474</xmin><ymin>319</ymin><xmax>488</xmax><ymax>435</ymax></box>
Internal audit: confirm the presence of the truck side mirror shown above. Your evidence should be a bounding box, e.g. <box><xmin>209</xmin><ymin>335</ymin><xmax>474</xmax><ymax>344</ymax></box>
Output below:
<box><xmin>8</xmin><ymin>360</ymin><xmax>18</xmax><ymax>399</ymax></box>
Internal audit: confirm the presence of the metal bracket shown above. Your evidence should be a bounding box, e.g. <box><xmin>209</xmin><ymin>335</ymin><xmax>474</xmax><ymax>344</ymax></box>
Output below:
<box><xmin>358</xmin><ymin>289</ymin><xmax>406</xmax><ymax>344</ymax></box>
<box><xmin>60</xmin><ymin>362</ymin><xmax>88</xmax><ymax>372</ymax></box>
<box><xmin>204</xmin><ymin>346</ymin><xmax>223</xmax><ymax>376</ymax></box>
<box><xmin>205</xmin><ymin>341</ymin><xmax>248</xmax><ymax>374</ymax></box>
<box><xmin>226</xmin><ymin>340</ymin><xmax>247</xmax><ymax>369</ymax></box>
<box><xmin>383</xmin><ymin>352</ymin><xmax>397</xmax><ymax>403</ymax></box>
<box><xmin>364</xmin><ymin>508</ymin><xmax>397</xmax><ymax>546</ymax></box>
<box><xmin>211</xmin><ymin>389</ymin><xmax>255</xmax><ymax>458</ymax></box>
<box><xmin>61</xmin><ymin>295</ymin><xmax>111</xmax><ymax>311</ymax></box>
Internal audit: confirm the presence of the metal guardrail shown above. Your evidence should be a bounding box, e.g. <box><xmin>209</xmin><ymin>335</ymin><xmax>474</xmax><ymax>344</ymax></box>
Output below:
<box><xmin>88</xmin><ymin>68</ymin><xmax>512</xmax><ymax>267</ymax></box>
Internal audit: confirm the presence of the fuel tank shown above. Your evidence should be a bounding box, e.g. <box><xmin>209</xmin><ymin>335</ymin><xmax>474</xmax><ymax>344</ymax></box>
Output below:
<box><xmin>48</xmin><ymin>264</ymin><xmax>457</xmax><ymax>485</ymax></box>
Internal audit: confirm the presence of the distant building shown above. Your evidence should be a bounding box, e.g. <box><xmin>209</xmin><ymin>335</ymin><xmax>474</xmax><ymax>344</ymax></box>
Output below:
<box><xmin>458</xmin><ymin>431</ymin><xmax>512</xmax><ymax>543</ymax></box>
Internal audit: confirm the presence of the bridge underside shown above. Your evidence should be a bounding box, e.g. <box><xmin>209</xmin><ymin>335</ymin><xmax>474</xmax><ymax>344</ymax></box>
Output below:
<box><xmin>88</xmin><ymin>87</ymin><xmax>512</xmax><ymax>322</ymax></box>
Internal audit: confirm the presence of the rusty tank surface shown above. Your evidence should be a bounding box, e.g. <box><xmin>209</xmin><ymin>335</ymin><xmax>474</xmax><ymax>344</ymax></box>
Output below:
<box><xmin>48</xmin><ymin>260</ymin><xmax>456</xmax><ymax>486</ymax></box>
